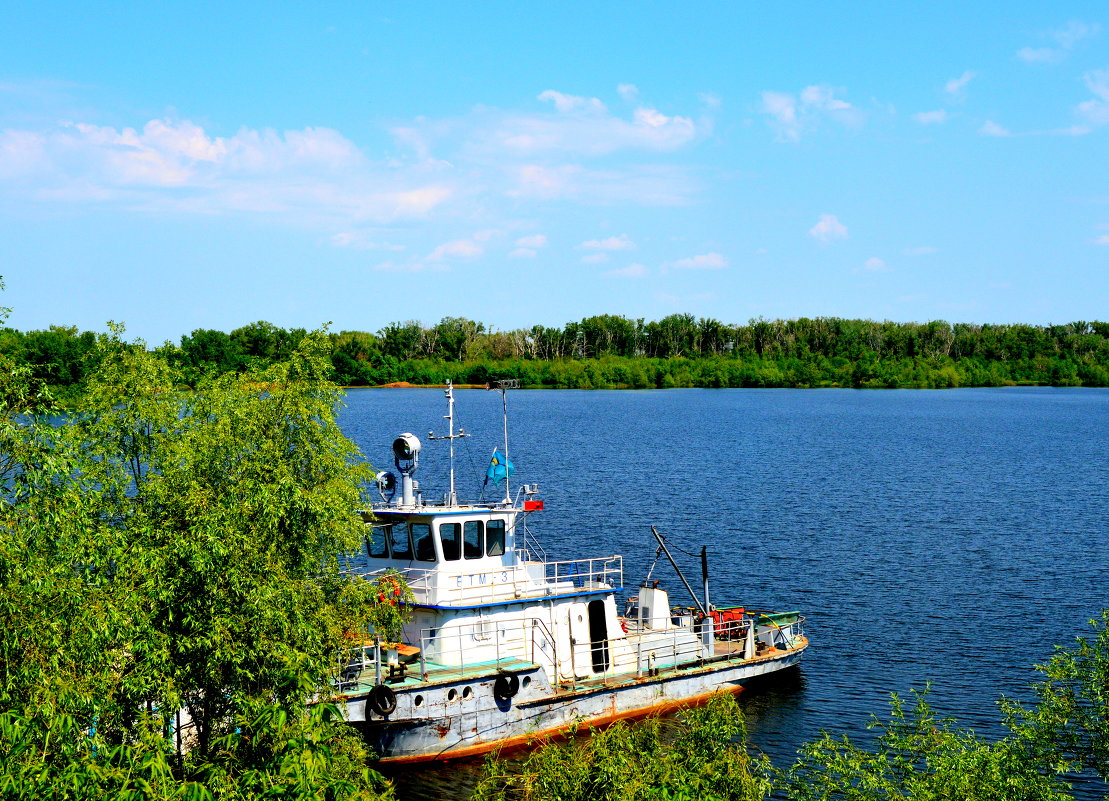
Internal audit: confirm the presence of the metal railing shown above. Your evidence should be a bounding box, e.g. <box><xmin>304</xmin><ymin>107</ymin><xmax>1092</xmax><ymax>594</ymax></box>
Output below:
<box><xmin>515</xmin><ymin>520</ymin><xmax>547</xmax><ymax>563</ymax></box>
<box><xmin>331</xmin><ymin>610</ymin><xmax>806</xmax><ymax>695</ymax></box>
<box><xmin>344</xmin><ymin>555</ymin><xmax>623</xmax><ymax>607</ymax></box>
<box><xmin>418</xmin><ymin>615</ymin><xmax>539</xmax><ymax>680</ymax></box>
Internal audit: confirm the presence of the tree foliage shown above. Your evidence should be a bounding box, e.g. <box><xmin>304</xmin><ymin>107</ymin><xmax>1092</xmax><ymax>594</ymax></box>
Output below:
<box><xmin>473</xmin><ymin>616</ymin><xmax>1109</xmax><ymax>801</ymax></box>
<box><xmin>1003</xmin><ymin>610</ymin><xmax>1109</xmax><ymax>782</ymax></box>
<box><xmin>0</xmin><ymin>322</ymin><xmax>395</xmax><ymax>799</ymax></box>
<box><xmin>6</xmin><ymin>313</ymin><xmax>1109</xmax><ymax>393</ymax></box>
<box><xmin>783</xmin><ymin>689</ymin><xmax>1070</xmax><ymax>801</ymax></box>
<box><xmin>472</xmin><ymin>693</ymin><xmax>772</xmax><ymax>801</ymax></box>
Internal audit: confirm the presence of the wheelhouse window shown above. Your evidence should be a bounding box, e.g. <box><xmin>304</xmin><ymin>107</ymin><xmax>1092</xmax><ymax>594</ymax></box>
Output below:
<box><xmin>367</xmin><ymin>524</ymin><xmax>390</xmax><ymax>559</ymax></box>
<box><xmin>486</xmin><ymin>519</ymin><xmax>505</xmax><ymax>556</ymax></box>
<box><xmin>463</xmin><ymin>521</ymin><xmax>484</xmax><ymax>559</ymax></box>
<box><xmin>439</xmin><ymin>522</ymin><xmax>461</xmax><ymax>561</ymax></box>
<box><xmin>390</xmin><ymin>524</ymin><xmax>412</xmax><ymax>559</ymax></box>
<box><xmin>412</xmin><ymin>523</ymin><xmax>435</xmax><ymax>562</ymax></box>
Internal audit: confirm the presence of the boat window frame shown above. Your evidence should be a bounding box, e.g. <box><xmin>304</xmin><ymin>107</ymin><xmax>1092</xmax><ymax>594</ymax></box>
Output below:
<box><xmin>486</xmin><ymin>519</ymin><xmax>505</xmax><ymax>556</ymax></box>
<box><xmin>439</xmin><ymin>522</ymin><xmax>461</xmax><ymax>561</ymax></box>
<box><xmin>390</xmin><ymin>523</ymin><xmax>413</xmax><ymax>560</ymax></box>
<box><xmin>463</xmin><ymin>520</ymin><xmax>484</xmax><ymax>560</ymax></box>
<box><xmin>411</xmin><ymin>522</ymin><xmax>435</xmax><ymax>562</ymax></box>
<box><xmin>367</xmin><ymin>524</ymin><xmax>390</xmax><ymax>559</ymax></box>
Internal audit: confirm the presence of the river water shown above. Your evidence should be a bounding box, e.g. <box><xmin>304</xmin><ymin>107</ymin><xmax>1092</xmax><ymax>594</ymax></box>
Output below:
<box><xmin>338</xmin><ymin>387</ymin><xmax>1109</xmax><ymax>798</ymax></box>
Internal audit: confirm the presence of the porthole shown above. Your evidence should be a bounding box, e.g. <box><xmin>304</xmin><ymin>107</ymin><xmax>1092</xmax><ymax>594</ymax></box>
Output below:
<box><xmin>462</xmin><ymin>686</ymin><xmax>474</xmax><ymax>700</ymax></box>
<box><xmin>447</xmin><ymin>688</ymin><xmax>458</xmax><ymax>702</ymax></box>
<box><xmin>413</xmin><ymin>695</ymin><xmax>424</xmax><ymax>708</ymax></box>
<box><xmin>521</xmin><ymin>676</ymin><xmax>531</xmax><ymax>688</ymax></box>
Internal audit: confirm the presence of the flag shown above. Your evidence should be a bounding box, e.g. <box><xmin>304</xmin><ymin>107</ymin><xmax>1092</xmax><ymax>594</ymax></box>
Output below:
<box><xmin>484</xmin><ymin>448</ymin><xmax>514</xmax><ymax>487</ymax></box>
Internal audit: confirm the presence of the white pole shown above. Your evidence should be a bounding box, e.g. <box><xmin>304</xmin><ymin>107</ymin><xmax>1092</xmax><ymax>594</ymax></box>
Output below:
<box><xmin>446</xmin><ymin>380</ymin><xmax>456</xmax><ymax>505</ymax></box>
<box><xmin>501</xmin><ymin>385</ymin><xmax>510</xmax><ymax>504</ymax></box>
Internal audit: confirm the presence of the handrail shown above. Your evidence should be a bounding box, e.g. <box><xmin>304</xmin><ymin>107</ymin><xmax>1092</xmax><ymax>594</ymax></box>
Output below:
<box><xmin>332</xmin><ymin>609</ymin><xmax>806</xmax><ymax>694</ymax></box>
<box><xmin>343</xmin><ymin>555</ymin><xmax>623</xmax><ymax>607</ymax></box>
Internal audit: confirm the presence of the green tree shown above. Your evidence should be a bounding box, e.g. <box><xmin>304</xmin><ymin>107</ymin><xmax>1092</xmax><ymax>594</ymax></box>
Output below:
<box><xmin>1004</xmin><ymin>610</ymin><xmax>1109</xmax><ymax>783</ymax></box>
<box><xmin>0</xmin><ymin>324</ymin><xmax>395</xmax><ymax>799</ymax></box>
<box><xmin>472</xmin><ymin>693</ymin><xmax>771</xmax><ymax>801</ymax></box>
<box><xmin>783</xmin><ymin>690</ymin><xmax>1070</xmax><ymax>801</ymax></box>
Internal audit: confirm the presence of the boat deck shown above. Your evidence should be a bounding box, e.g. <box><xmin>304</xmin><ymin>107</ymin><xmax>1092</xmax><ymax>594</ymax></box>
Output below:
<box><xmin>337</xmin><ymin>638</ymin><xmax>804</xmax><ymax>700</ymax></box>
<box><xmin>337</xmin><ymin>655</ymin><xmax>537</xmax><ymax>697</ymax></box>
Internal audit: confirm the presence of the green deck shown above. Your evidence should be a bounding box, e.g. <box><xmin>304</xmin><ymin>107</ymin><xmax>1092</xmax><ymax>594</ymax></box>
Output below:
<box><xmin>339</xmin><ymin>655</ymin><xmax>537</xmax><ymax>696</ymax></box>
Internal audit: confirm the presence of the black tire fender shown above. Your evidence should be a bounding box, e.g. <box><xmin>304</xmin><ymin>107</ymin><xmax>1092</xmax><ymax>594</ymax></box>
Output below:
<box><xmin>369</xmin><ymin>683</ymin><xmax>397</xmax><ymax>716</ymax></box>
<box><xmin>493</xmin><ymin>671</ymin><xmax>520</xmax><ymax>701</ymax></box>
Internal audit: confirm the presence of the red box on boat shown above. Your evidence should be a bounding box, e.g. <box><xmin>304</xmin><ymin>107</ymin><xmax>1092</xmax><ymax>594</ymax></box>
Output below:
<box><xmin>711</xmin><ymin>607</ymin><xmax>746</xmax><ymax>638</ymax></box>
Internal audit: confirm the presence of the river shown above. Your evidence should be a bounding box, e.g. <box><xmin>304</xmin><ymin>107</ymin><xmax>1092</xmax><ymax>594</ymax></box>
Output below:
<box><xmin>338</xmin><ymin>387</ymin><xmax>1109</xmax><ymax>799</ymax></box>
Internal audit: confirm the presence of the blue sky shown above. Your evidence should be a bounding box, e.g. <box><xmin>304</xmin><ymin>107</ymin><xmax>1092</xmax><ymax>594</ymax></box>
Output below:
<box><xmin>1</xmin><ymin>2</ymin><xmax>1107</xmax><ymax>343</ymax></box>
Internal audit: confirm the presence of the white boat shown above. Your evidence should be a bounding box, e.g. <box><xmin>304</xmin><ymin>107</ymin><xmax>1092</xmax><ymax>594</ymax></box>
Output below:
<box><xmin>339</xmin><ymin>381</ymin><xmax>808</xmax><ymax>763</ymax></box>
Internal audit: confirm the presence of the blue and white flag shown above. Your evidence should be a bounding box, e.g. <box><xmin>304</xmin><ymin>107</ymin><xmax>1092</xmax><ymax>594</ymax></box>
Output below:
<box><xmin>484</xmin><ymin>448</ymin><xmax>514</xmax><ymax>487</ymax></box>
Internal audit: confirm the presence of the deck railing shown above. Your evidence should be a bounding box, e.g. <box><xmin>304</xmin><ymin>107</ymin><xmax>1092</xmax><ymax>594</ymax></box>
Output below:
<box><xmin>333</xmin><ymin>610</ymin><xmax>806</xmax><ymax>693</ymax></box>
<box><xmin>344</xmin><ymin>555</ymin><xmax>623</xmax><ymax>606</ymax></box>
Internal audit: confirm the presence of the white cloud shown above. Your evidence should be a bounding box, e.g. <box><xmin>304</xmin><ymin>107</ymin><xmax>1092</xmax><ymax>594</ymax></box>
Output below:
<box><xmin>799</xmin><ymin>85</ymin><xmax>851</xmax><ymax>111</ymax></box>
<box><xmin>1018</xmin><ymin>47</ymin><xmax>1058</xmax><ymax>64</ymax></box>
<box><xmin>0</xmin><ymin>86</ymin><xmax>706</xmax><ymax>232</ymax></box>
<box><xmin>859</xmin><ymin>257</ymin><xmax>890</xmax><ymax>272</ymax></box>
<box><xmin>606</xmin><ymin>262</ymin><xmax>647</xmax><ymax>278</ymax></box>
<box><xmin>1020</xmin><ymin>20</ymin><xmax>1101</xmax><ymax>62</ymax></box>
<box><xmin>1055</xmin><ymin>20</ymin><xmax>1100</xmax><ymax>48</ymax></box>
<box><xmin>979</xmin><ymin>120</ymin><xmax>1011</xmax><ymax>137</ymax></box>
<box><xmin>809</xmin><ymin>214</ymin><xmax>848</xmax><ymax>242</ymax></box>
<box><xmin>670</xmin><ymin>252</ymin><xmax>728</xmax><ymax>270</ymax></box>
<box><xmin>489</xmin><ymin>96</ymin><xmax>698</xmax><ymax>156</ymax></box>
<box><xmin>944</xmin><ymin>71</ymin><xmax>975</xmax><ymax>98</ymax></box>
<box><xmin>538</xmin><ymin>90</ymin><xmax>606</xmax><ymax>114</ymax></box>
<box><xmin>581</xmin><ymin>253</ymin><xmax>609</xmax><ymax>264</ymax></box>
<box><xmin>760</xmin><ymin>84</ymin><xmax>859</xmax><ymax>141</ymax></box>
<box><xmin>471</xmin><ymin>228</ymin><xmax>499</xmax><ymax>242</ymax></box>
<box><xmin>698</xmin><ymin>92</ymin><xmax>722</xmax><ymax>109</ymax></box>
<box><xmin>507</xmin><ymin>163</ymin><xmax>697</xmax><ymax>206</ymax></box>
<box><xmin>1096</xmin><ymin>234</ymin><xmax>1109</xmax><ymax>246</ymax></box>
<box><xmin>581</xmin><ymin>233</ymin><xmax>635</xmax><ymax>251</ymax></box>
<box><xmin>617</xmin><ymin>84</ymin><xmax>639</xmax><ymax>102</ymax></box>
<box><xmin>507</xmin><ymin>234</ymin><xmax>544</xmax><ymax>257</ymax></box>
<box><xmin>0</xmin><ymin>117</ymin><xmax>460</xmax><ymax>223</ymax></box>
<box><xmin>1076</xmin><ymin>69</ymin><xmax>1109</xmax><ymax>127</ymax></box>
<box><xmin>0</xmin><ymin>129</ymin><xmax>47</xmax><ymax>178</ymax></box>
<box><xmin>426</xmin><ymin>238</ymin><xmax>482</xmax><ymax>261</ymax></box>
<box><xmin>515</xmin><ymin>233</ymin><xmax>547</xmax><ymax>248</ymax></box>
<box><xmin>329</xmin><ymin>232</ymin><xmax>405</xmax><ymax>251</ymax></box>
<box><xmin>760</xmin><ymin>92</ymin><xmax>800</xmax><ymax>141</ymax></box>
<box><xmin>913</xmin><ymin>110</ymin><xmax>949</xmax><ymax>125</ymax></box>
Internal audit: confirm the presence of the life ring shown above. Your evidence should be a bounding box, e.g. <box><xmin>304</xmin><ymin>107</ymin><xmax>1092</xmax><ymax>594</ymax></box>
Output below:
<box><xmin>493</xmin><ymin>672</ymin><xmax>520</xmax><ymax>701</ymax></box>
<box><xmin>369</xmin><ymin>683</ymin><xmax>397</xmax><ymax>716</ymax></box>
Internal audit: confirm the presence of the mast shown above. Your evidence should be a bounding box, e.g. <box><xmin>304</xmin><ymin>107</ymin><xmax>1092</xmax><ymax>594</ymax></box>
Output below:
<box><xmin>488</xmin><ymin>379</ymin><xmax>518</xmax><ymax>504</ymax></box>
<box><xmin>428</xmin><ymin>380</ymin><xmax>467</xmax><ymax>505</ymax></box>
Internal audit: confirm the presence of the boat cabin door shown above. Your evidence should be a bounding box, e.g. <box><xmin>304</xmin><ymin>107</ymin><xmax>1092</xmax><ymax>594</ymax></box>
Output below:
<box><xmin>567</xmin><ymin>603</ymin><xmax>592</xmax><ymax>679</ymax></box>
<box><xmin>587</xmin><ymin>599</ymin><xmax>610</xmax><ymax>673</ymax></box>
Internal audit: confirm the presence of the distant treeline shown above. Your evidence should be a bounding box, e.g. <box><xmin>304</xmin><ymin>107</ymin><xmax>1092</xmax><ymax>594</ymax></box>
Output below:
<box><xmin>4</xmin><ymin>314</ymin><xmax>1109</xmax><ymax>392</ymax></box>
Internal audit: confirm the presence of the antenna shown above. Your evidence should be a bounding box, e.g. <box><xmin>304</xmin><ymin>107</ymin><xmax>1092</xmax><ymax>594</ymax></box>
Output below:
<box><xmin>427</xmin><ymin>380</ymin><xmax>468</xmax><ymax>505</ymax></box>
<box><xmin>487</xmin><ymin>379</ymin><xmax>518</xmax><ymax>504</ymax></box>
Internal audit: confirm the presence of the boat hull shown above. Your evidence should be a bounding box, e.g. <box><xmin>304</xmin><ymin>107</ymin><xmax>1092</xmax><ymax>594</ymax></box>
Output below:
<box><xmin>351</xmin><ymin>640</ymin><xmax>806</xmax><ymax>764</ymax></box>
